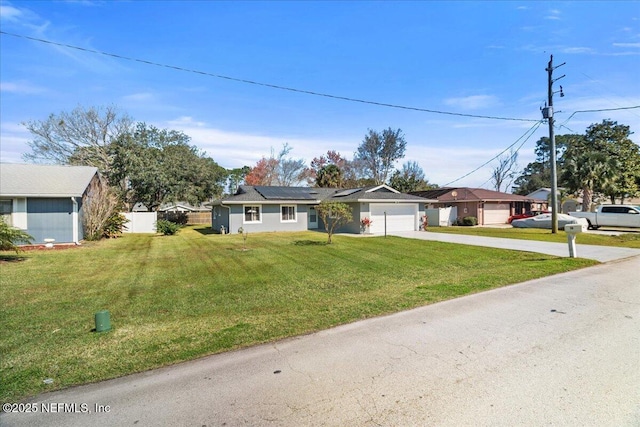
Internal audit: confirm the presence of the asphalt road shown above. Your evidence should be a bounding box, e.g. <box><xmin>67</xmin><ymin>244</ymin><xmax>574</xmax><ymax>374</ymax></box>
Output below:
<box><xmin>3</xmin><ymin>239</ymin><xmax>639</xmax><ymax>427</ymax></box>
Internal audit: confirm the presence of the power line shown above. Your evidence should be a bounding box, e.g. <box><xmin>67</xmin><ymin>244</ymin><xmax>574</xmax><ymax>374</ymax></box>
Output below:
<box><xmin>559</xmin><ymin>105</ymin><xmax>640</xmax><ymax>129</ymax></box>
<box><xmin>580</xmin><ymin>72</ymin><xmax>640</xmax><ymax>118</ymax></box>
<box><xmin>0</xmin><ymin>30</ymin><xmax>540</xmax><ymax>122</ymax></box>
<box><xmin>442</xmin><ymin>120</ymin><xmax>544</xmax><ymax>187</ymax></box>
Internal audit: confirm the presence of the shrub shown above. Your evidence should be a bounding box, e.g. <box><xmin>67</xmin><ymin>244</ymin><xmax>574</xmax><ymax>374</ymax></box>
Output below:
<box><xmin>161</xmin><ymin>211</ymin><xmax>188</xmax><ymax>225</ymax></box>
<box><xmin>0</xmin><ymin>217</ymin><xmax>34</xmax><ymax>252</ymax></box>
<box><xmin>102</xmin><ymin>213</ymin><xmax>129</xmax><ymax>238</ymax></box>
<box><xmin>461</xmin><ymin>216</ymin><xmax>478</xmax><ymax>226</ymax></box>
<box><xmin>156</xmin><ymin>219</ymin><xmax>181</xmax><ymax>235</ymax></box>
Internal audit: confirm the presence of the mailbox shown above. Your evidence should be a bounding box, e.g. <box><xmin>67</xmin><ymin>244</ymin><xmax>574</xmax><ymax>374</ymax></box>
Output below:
<box><xmin>564</xmin><ymin>224</ymin><xmax>584</xmax><ymax>234</ymax></box>
<box><xmin>564</xmin><ymin>224</ymin><xmax>583</xmax><ymax>258</ymax></box>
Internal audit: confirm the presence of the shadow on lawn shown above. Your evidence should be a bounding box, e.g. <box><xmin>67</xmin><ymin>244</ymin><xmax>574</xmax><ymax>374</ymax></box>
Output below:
<box><xmin>293</xmin><ymin>240</ymin><xmax>328</xmax><ymax>246</ymax></box>
<box><xmin>0</xmin><ymin>254</ymin><xmax>29</xmax><ymax>263</ymax></box>
<box><xmin>194</xmin><ymin>226</ymin><xmax>218</xmax><ymax>236</ymax></box>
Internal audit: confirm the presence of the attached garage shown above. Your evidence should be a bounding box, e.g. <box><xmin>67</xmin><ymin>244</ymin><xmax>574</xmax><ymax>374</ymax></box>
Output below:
<box><xmin>370</xmin><ymin>203</ymin><xmax>418</xmax><ymax>233</ymax></box>
<box><xmin>483</xmin><ymin>202</ymin><xmax>510</xmax><ymax>224</ymax></box>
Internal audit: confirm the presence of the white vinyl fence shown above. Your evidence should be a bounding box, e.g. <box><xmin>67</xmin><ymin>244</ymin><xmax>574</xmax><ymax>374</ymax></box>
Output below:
<box><xmin>425</xmin><ymin>207</ymin><xmax>457</xmax><ymax>227</ymax></box>
<box><xmin>122</xmin><ymin>212</ymin><xmax>157</xmax><ymax>233</ymax></box>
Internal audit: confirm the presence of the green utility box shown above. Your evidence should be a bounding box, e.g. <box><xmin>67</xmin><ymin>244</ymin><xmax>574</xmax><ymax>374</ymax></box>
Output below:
<box><xmin>95</xmin><ymin>310</ymin><xmax>111</xmax><ymax>332</ymax></box>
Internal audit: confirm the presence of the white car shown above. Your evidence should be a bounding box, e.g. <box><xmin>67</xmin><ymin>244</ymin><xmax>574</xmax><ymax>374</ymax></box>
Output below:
<box><xmin>511</xmin><ymin>213</ymin><xmax>589</xmax><ymax>231</ymax></box>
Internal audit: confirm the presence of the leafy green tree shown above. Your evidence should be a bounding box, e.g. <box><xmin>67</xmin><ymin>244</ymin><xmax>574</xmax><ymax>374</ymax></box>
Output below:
<box><xmin>307</xmin><ymin>151</ymin><xmax>348</xmax><ymax>186</ymax></box>
<box><xmin>0</xmin><ymin>217</ymin><xmax>33</xmax><ymax>253</ymax></box>
<box><xmin>316</xmin><ymin>202</ymin><xmax>353</xmax><ymax>244</ymax></box>
<box><xmin>559</xmin><ymin>120</ymin><xmax>638</xmax><ymax>207</ymax></box>
<box><xmin>355</xmin><ymin>128</ymin><xmax>407</xmax><ymax>185</ymax></box>
<box><xmin>110</xmin><ymin>123</ymin><xmax>227</xmax><ymax>210</ymax></box>
<box><xmin>316</xmin><ymin>164</ymin><xmax>344</xmax><ymax>188</ymax></box>
<box><xmin>513</xmin><ymin>134</ymin><xmax>578</xmax><ymax>195</ymax></box>
<box><xmin>227</xmin><ymin>166</ymin><xmax>251</xmax><ymax>194</ymax></box>
<box><xmin>582</xmin><ymin>120</ymin><xmax>639</xmax><ymax>203</ymax></box>
<box><xmin>389</xmin><ymin>161</ymin><xmax>436</xmax><ymax>193</ymax></box>
<box><xmin>23</xmin><ymin>105</ymin><xmax>133</xmax><ymax>177</ymax></box>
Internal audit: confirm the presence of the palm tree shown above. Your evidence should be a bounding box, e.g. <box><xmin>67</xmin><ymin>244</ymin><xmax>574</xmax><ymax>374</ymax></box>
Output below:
<box><xmin>562</xmin><ymin>151</ymin><xmax>615</xmax><ymax>211</ymax></box>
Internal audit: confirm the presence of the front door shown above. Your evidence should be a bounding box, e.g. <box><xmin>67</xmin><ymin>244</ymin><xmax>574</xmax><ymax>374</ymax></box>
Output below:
<box><xmin>308</xmin><ymin>207</ymin><xmax>318</xmax><ymax>229</ymax></box>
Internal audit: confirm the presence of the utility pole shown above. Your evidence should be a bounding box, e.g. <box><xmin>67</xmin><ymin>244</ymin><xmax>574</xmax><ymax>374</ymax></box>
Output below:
<box><xmin>543</xmin><ymin>55</ymin><xmax>565</xmax><ymax>234</ymax></box>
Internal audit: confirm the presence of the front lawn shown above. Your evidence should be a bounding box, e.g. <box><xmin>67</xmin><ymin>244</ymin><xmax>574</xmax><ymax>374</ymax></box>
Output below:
<box><xmin>427</xmin><ymin>226</ymin><xmax>640</xmax><ymax>248</ymax></box>
<box><xmin>1</xmin><ymin>227</ymin><xmax>596</xmax><ymax>402</ymax></box>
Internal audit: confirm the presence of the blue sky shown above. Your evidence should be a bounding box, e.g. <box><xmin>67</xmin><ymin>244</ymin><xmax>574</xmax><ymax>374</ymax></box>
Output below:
<box><xmin>1</xmin><ymin>1</ymin><xmax>639</xmax><ymax>189</ymax></box>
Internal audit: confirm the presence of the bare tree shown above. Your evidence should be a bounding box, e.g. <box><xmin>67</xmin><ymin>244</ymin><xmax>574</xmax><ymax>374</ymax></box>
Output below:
<box><xmin>277</xmin><ymin>143</ymin><xmax>306</xmax><ymax>186</ymax></box>
<box><xmin>355</xmin><ymin>128</ymin><xmax>407</xmax><ymax>185</ymax></box>
<box><xmin>82</xmin><ymin>176</ymin><xmax>121</xmax><ymax>240</ymax></box>
<box><xmin>23</xmin><ymin>105</ymin><xmax>133</xmax><ymax>177</ymax></box>
<box><xmin>245</xmin><ymin>143</ymin><xmax>306</xmax><ymax>186</ymax></box>
<box><xmin>491</xmin><ymin>149</ymin><xmax>518</xmax><ymax>192</ymax></box>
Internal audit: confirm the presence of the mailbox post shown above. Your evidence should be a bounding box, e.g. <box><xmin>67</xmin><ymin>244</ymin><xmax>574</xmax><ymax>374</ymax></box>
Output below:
<box><xmin>564</xmin><ymin>224</ymin><xmax>583</xmax><ymax>258</ymax></box>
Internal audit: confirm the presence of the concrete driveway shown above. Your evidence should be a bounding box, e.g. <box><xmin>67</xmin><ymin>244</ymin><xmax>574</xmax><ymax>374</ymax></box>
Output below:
<box><xmin>391</xmin><ymin>230</ymin><xmax>640</xmax><ymax>262</ymax></box>
<box><xmin>3</xmin><ymin>237</ymin><xmax>639</xmax><ymax>427</ymax></box>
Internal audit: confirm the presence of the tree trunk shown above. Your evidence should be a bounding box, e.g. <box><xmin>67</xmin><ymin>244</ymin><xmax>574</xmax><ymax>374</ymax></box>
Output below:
<box><xmin>582</xmin><ymin>187</ymin><xmax>593</xmax><ymax>211</ymax></box>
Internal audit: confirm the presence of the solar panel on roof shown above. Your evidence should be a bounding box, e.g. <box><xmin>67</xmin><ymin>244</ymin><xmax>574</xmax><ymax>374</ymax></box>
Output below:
<box><xmin>333</xmin><ymin>188</ymin><xmax>361</xmax><ymax>197</ymax></box>
<box><xmin>254</xmin><ymin>186</ymin><xmax>315</xmax><ymax>200</ymax></box>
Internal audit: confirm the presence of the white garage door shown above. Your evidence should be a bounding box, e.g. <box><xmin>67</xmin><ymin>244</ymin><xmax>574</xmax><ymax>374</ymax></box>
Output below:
<box><xmin>483</xmin><ymin>203</ymin><xmax>510</xmax><ymax>224</ymax></box>
<box><xmin>370</xmin><ymin>204</ymin><xmax>417</xmax><ymax>233</ymax></box>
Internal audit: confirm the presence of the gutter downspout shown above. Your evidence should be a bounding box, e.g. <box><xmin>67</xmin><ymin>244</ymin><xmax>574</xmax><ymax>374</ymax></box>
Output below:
<box><xmin>219</xmin><ymin>203</ymin><xmax>231</xmax><ymax>234</ymax></box>
<box><xmin>71</xmin><ymin>197</ymin><xmax>80</xmax><ymax>245</ymax></box>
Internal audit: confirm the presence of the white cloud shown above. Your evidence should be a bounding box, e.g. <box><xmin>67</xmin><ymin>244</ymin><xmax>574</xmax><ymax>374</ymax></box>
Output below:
<box><xmin>443</xmin><ymin>95</ymin><xmax>500</xmax><ymax>110</ymax></box>
<box><xmin>123</xmin><ymin>92</ymin><xmax>155</xmax><ymax>102</ymax></box>
<box><xmin>613</xmin><ymin>42</ymin><xmax>640</xmax><ymax>48</ymax></box>
<box><xmin>406</xmin><ymin>144</ymin><xmax>535</xmax><ymax>189</ymax></box>
<box><xmin>0</xmin><ymin>4</ymin><xmax>22</xmax><ymax>21</ymax></box>
<box><xmin>561</xmin><ymin>47</ymin><xmax>595</xmax><ymax>55</ymax></box>
<box><xmin>0</xmin><ymin>81</ymin><xmax>47</xmax><ymax>94</ymax></box>
<box><xmin>0</xmin><ymin>2</ymin><xmax>44</xmax><ymax>29</ymax></box>
<box><xmin>0</xmin><ymin>122</ymin><xmax>31</xmax><ymax>163</ymax></box>
<box><xmin>161</xmin><ymin>117</ymin><xmax>355</xmax><ymax>169</ymax></box>
<box><xmin>545</xmin><ymin>9</ymin><xmax>562</xmax><ymax>20</ymax></box>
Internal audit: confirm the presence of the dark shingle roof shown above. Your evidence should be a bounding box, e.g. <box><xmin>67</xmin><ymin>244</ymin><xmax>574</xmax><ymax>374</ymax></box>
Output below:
<box><xmin>326</xmin><ymin>186</ymin><xmax>428</xmax><ymax>202</ymax></box>
<box><xmin>215</xmin><ymin>185</ymin><xmax>433</xmax><ymax>205</ymax></box>
<box><xmin>410</xmin><ymin>187</ymin><xmax>545</xmax><ymax>202</ymax></box>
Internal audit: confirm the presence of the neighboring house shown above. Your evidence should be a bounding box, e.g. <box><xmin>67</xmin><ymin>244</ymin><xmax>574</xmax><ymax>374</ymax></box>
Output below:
<box><xmin>526</xmin><ymin>187</ymin><xmax>579</xmax><ymax>213</ymax></box>
<box><xmin>132</xmin><ymin>202</ymin><xmax>149</xmax><ymax>212</ymax></box>
<box><xmin>212</xmin><ymin>185</ymin><xmax>435</xmax><ymax>234</ymax></box>
<box><xmin>410</xmin><ymin>187</ymin><xmax>546</xmax><ymax>225</ymax></box>
<box><xmin>158</xmin><ymin>202</ymin><xmax>210</xmax><ymax>212</ymax></box>
<box><xmin>158</xmin><ymin>201</ymin><xmax>212</xmax><ymax>225</ymax></box>
<box><xmin>529</xmin><ymin>188</ymin><xmax>640</xmax><ymax>213</ymax></box>
<box><xmin>0</xmin><ymin>163</ymin><xmax>100</xmax><ymax>244</ymax></box>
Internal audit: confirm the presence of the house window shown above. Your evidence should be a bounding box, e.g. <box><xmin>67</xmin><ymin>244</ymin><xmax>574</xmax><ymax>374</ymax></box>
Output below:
<box><xmin>281</xmin><ymin>205</ymin><xmax>296</xmax><ymax>222</ymax></box>
<box><xmin>244</xmin><ymin>205</ymin><xmax>261</xmax><ymax>223</ymax></box>
<box><xmin>0</xmin><ymin>199</ymin><xmax>12</xmax><ymax>226</ymax></box>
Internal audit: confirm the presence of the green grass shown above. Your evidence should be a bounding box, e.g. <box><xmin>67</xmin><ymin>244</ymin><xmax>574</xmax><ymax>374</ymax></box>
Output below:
<box><xmin>1</xmin><ymin>227</ymin><xmax>597</xmax><ymax>403</ymax></box>
<box><xmin>426</xmin><ymin>226</ymin><xmax>640</xmax><ymax>248</ymax></box>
